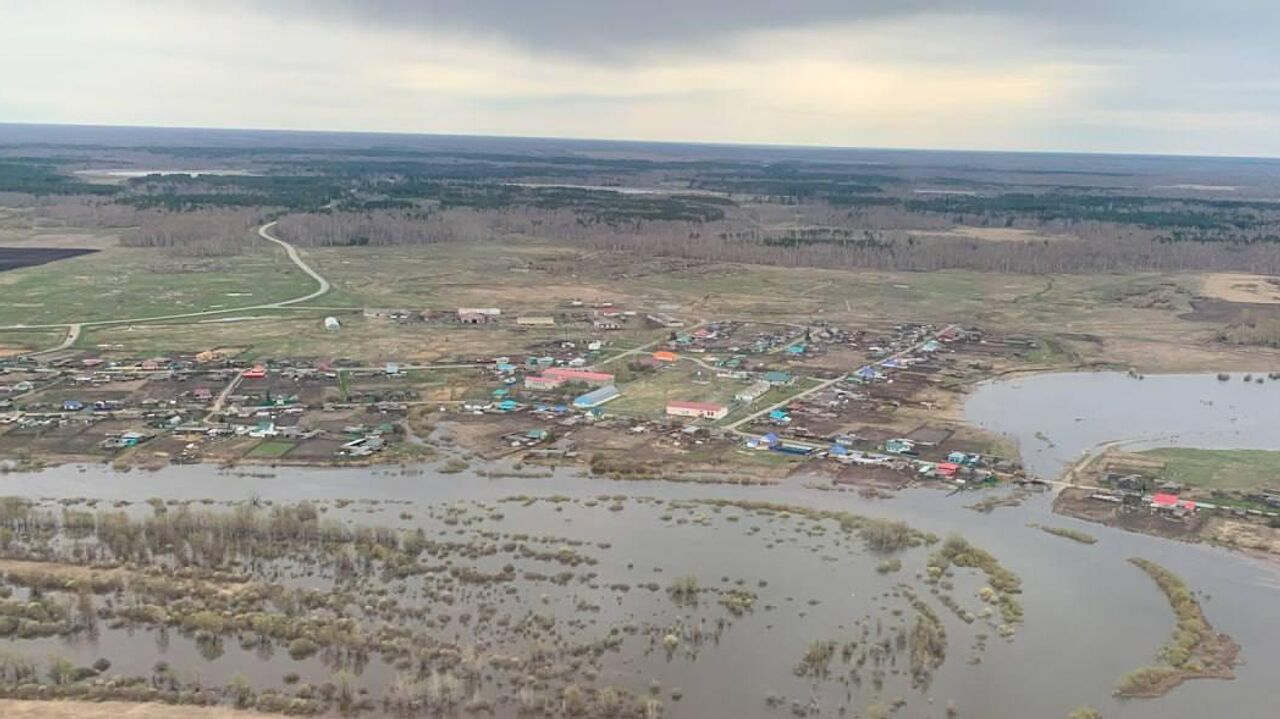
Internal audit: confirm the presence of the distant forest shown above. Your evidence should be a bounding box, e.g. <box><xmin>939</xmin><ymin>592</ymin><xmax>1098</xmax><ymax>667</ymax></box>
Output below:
<box><xmin>3</xmin><ymin>143</ymin><xmax>1280</xmax><ymax>273</ymax></box>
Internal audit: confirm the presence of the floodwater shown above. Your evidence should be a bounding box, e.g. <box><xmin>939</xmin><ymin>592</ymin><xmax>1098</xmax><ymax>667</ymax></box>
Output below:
<box><xmin>964</xmin><ymin>371</ymin><xmax>1280</xmax><ymax>479</ymax></box>
<box><xmin>2</xmin><ymin>461</ymin><xmax>1278</xmax><ymax>718</ymax></box>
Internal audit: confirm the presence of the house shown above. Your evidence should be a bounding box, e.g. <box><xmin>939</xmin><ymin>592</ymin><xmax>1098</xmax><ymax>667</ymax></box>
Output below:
<box><xmin>192</xmin><ymin>387</ymin><xmax>213</xmax><ymax>402</ymax></box>
<box><xmin>516</xmin><ymin>316</ymin><xmax>557</xmax><ymax>327</ymax></box>
<box><xmin>767</xmin><ymin>408</ymin><xmax>791</xmax><ymax>424</ymax></box>
<box><xmin>364</xmin><ymin>308</ymin><xmax>411</xmax><ymax>321</ymax></box>
<box><xmin>526</xmin><ymin>356</ymin><xmax>556</xmax><ymax>370</ymax></box>
<box><xmin>543</xmin><ymin>368</ymin><xmax>615</xmax><ymax>386</ymax></box>
<box><xmin>883</xmin><ymin>438</ymin><xmax>916</xmax><ymax>455</ymax></box>
<box><xmin>763</xmin><ymin>371</ymin><xmax>794</xmax><ymax>386</ymax></box>
<box><xmin>593</xmin><ymin>319</ymin><xmax>622</xmax><ymax>331</ymax></box>
<box><xmin>646</xmin><ymin>313</ymin><xmax>685</xmax><ymax>328</ymax></box>
<box><xmin>497</xmin><ymin>399</ymin><xmax>519</xmax><ymax>412</ymax></box>
<box><xmin>854</xmin><ymin>366</ymin><xmax>882</xmax><ymax>382</ymax></box>
<box><xmin>666</xmin><ymin>400</ymin><xmax>728</xmax><ymax>420</ymax></box>
<box><xmin>525</xmin><ymin>375</ymin><xmax>566</xmax><ymax>391</ymax></box>
<box><xmin>62</xmin><ymin>399</ymin><xmax>85</xmax><ymax>412</ymax></box>
<box><xmin>573</xmin><ymin>385</ymin><xmax>620</xmax><ymax>409</ymax></box>
<box><xmin>249</xmin><ymin>420</ymin><xmax>277</xmax><ymax>438</ymax></box>
<box><xmin>242</xmin><ymin>366</ymin><xmax>267</xmax><ymax>379</ymax></box>
<box><xmin>652</xmin><ymin>351</ymin><xmax>678</xmax><ymax>363</ymax></box>
<box><xmin>1151</xmin><ymin>493</ymin><xmax>1197</xmax><ymax>512</ymax></box>
<box><xmin>935</xmin><ymin>462</ymin><xmax>960</xmax><ymax>478</ymax></box>
<box><xmin>457</xmin><ymin>308</ymin><xmax>501</xmax><ymax>323</ymax></box>
<box><xmin>735</xmin><ymin>380</ymin><xmax>771</xmax><ymax>403</ymax></box>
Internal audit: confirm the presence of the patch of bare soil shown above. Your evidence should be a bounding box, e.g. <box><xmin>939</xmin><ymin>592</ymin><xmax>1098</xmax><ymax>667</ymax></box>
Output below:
<box><xmin>910</xmin><ymin>226</ymin><xmax>1077</xmax><ymax>243</ymax></box>
<box><xmin>0</xmin><ymin>700</ymin><xmax>275</xmax><ymax>719</ymax></box>
<box><xmin>1201</xmin><ymin>516</ymin><xmax>1280</xmax><ymax>559</ymax></box>
<box><xmin>1200</xmin><ymin>273</ymin><xmax>1280</xmax><ymax>304</ymax></box>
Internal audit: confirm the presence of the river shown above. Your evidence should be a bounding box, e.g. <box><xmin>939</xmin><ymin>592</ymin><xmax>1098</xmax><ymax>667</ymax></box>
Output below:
<box><xmin>964</xmin><ymin>371</ymin><xmax>1280</xmax><ymax>479</ymax></box>
<box><xmin>2</xmin><ymin>460</ymin><xmax>1278</xmax><ymax>718</ymax></box>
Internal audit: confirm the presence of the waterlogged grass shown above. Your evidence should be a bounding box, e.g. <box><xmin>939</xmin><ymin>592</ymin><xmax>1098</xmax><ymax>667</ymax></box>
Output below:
<box><xmin>928</xmin><ymin>535</ymin><xmax>1023</xmax><ymax>629</ymax></box>
<box><xmin>1114</xmin><ymin>557</ymin><xmax>1239</xmax><ymax>697</ymax></box>
<box><xmin>1029</xmin><ymin>523</ymin><xmax>1097</xmax><ymax>545</ymax></box>
<box><xmin>688</xmin><ymin>499</ymin><xmax>935</xmax><ymax>552</ymax></box>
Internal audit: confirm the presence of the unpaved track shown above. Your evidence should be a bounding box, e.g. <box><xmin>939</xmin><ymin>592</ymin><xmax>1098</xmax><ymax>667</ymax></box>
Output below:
<box><xmin>4</xmin><ymin>221</ymin><xmax>332</xmax><ymax>355</ymax></box>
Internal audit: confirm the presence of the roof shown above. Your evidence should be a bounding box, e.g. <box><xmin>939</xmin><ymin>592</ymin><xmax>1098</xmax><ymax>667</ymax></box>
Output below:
<box><xmin>574</xmin><ymin>385</ymin><xmax>620</xmax><ymax>404</ymax></box>
<box><xmin>652</xmin><ymin>351</ymin><xmax>678</xmax><ymax>361</ymax></box>
<box><xmin>544</xmin><ymin>367</ymin><xmax>615</xmax><ymax>383</ymax></box>
<box><xmin>667</xmin><ymin>400</ymin><xmax>726</xmax><ymax>412</ymax></box>
<box><xmin>1152</xmin><ymin>493</ymin><xmax>1196</xmax><ymax>509</ymax></box>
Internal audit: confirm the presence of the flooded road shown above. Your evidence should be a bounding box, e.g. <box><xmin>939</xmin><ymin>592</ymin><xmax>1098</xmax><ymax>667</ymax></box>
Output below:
<box><xmin>1</xmin><ymin>462</ymin><xmax>1278</xmax><ymax>718</ymax></box>
<box><xmin>964</xmin><ymin>371</ymin><xmax>1280</xmax><ymax>479</ymax></box>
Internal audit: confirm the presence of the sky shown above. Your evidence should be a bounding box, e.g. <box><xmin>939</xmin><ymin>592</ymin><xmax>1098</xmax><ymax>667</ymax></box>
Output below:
<box><xmin>0</xmin><ymin>0</ymin><xmax>1277</xmax><ymax>157</ymax></box>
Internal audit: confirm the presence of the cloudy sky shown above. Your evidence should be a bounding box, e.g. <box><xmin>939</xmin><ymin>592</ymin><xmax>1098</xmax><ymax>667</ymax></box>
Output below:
<box><xmin>1</xmin><ymin>0</ymin><xmax>1277</xmax><ymax>156</ymax></box>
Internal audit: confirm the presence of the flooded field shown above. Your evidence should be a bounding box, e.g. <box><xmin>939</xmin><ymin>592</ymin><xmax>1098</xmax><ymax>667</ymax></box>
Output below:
<box><xmin>964</xmin><ymin>371</ymin><xmax>1280</xmax><ymax>479</ymax></box>
<box><xmin>0</xmin><ymin>463</ymin><xmax>1276</xmax><ymax>718</ymax></box>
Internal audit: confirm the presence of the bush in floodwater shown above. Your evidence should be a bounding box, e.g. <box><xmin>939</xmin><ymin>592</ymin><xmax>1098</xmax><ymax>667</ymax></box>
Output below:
<box><xmin>876</xmin><ymin>559</ymin><xmax>902</xmax><ymax>574</ymax></box>
<box><xmin>288</xmin><ymin>637</ymin><xmax>320</xmax><ymax>660</ymax></box>
<box><xmin>1115</xmin><ymin>666</ymin><xmax>1181</xmax><ymax>696</ymax></box>
<box><xmin>440</xmin><ymin>459</ymin><xmax>470</xmax><ymax>474</ymax></box>
<box><xmin>667</xmin><ymin>576</ymin><xmax>699</xmax><ymax>604</ymax></box>
<box><xmin>1066</xmin><ymin>707</ymin><xmax>1101</xmax><ymax>719</ymax></box>
<box><xmin>46</xmin><ymin>656</ymin><xmax>75</xmax><ymax>686</ymax></box>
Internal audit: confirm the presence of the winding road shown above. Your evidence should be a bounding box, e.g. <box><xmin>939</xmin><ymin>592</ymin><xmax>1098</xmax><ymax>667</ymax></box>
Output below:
<box><xmin>4</xmin><ymin>221</ymin><xmax>333</xmax><ymax>356</ymax></box>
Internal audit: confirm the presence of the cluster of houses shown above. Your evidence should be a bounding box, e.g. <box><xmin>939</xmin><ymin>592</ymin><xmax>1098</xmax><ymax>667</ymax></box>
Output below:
<box><xmin>359</xmin><ymin>302</ymin><xmax>642</xmax><ymax>332</ymax></box>
<box><xmin>1093</xmin><ymin>471</ymin><xmax>1280</xmax><ymax>521</ymax></box>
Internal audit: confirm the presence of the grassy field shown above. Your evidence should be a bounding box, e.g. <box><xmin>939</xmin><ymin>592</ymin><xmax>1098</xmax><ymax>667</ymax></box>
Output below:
<box><xmin>8</xmin><ymin>235</ymin><xmax>1279</xmax><ymax>373</ymax></box>
<box><xmin>246</xmin><ymin>440</ymin><xmax>296</xmax><ymax>458</ymax></box>
<box><xmin>1140</xmin><ymin>447</ymin><xmax>1280</xmax><ymax>490</ymax></box>
<box><xmin>716</xmin><ymin>378</ymin><xmax>825</xmax><ymax>426</ymax></box>
<box><xmin>76</xmin><ymin>313</ymin><xmax>650</xmax><ymax>362</ymax></box>
<box><xmin>609</xmin><ymin>363</ymin><xmax>748</xmax><ymax>417</ymax></box>
<box><xmin>0</xmin><ymin>328</ymin><xmax>67</xmax><ymax>354</ymax></box>
<box><xmin>0</xmin><ymin>246</ymin><xmax>322</xmax><ymax>326</ymax></box>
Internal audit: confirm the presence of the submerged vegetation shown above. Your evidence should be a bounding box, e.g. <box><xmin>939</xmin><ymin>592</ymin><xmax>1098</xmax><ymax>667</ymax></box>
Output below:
<box><xmin>1029</xmin><ymin>524</ymin><xmax>1098</xmax><ymax>545</ymax></box>
<box><xmin>1113</xmin><ymin>558</ymin><xmax>1239</xmax><ymax>698</ymax></box>
<box><xmin>927</xmin><ymin>535</ymin><xmax>1023</xmax><ymax>631</ymax></box>
<box><xmin>0</xmin><ymin>492</ymin><xmax>1017</xmax><ymax>717</ymax></box>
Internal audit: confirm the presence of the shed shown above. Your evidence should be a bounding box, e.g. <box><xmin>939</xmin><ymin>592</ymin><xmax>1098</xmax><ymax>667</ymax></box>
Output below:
<box><xmin>573</xmin><ymin>385</ymin><xmax>621</xmax><ymax>409</ymax></box>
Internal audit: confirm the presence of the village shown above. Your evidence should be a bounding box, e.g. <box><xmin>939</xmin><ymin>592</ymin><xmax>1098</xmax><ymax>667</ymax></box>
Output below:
<box><xmin>9</xmin><ymin>296</ymin><xmax>1279</xmax><ymax>547</ymax></box>
<box><xmin>0</xmin><ymin>299</ymin><xmax>1043</xmax><ymax>487</ymax></box>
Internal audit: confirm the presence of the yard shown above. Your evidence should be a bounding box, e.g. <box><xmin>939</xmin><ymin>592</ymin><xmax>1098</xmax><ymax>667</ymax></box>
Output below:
<box><xmin>608</xmin><ymin>361</ymin><xmax>751</xmax><ymax>418</ymax></box>
<box><xmin>246</xmin><ymin>440</ymin><xmax>297</xmax><ymax>458</ymax></box>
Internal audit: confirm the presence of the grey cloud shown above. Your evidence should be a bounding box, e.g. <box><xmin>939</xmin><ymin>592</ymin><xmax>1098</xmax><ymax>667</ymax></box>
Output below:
<box><xmin>239</xmin><ymin>0</ymin><xmax>1277</xmax><ymax>59</ymax></box>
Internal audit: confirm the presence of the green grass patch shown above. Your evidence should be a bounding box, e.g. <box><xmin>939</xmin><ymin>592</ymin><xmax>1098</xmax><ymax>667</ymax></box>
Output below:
<box><xmin>1140</xmin><ymin>447</ymin><xmax>1280</xmax><ymax>490</ymax></box>
<box><xmin>247</xmin><ymin>440</ymin><xmax>296</xmax><ymax>458</ymax></box>
<box><xmin>0</xmin><ymin>247</ymin><xmax>319</xmax><ymax>326</ymax></box>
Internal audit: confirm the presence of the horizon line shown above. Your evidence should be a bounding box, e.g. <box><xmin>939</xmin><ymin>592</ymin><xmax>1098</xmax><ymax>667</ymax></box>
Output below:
<box><xmin>1</xmin><ymin>120</ymin><xmax>1278</xmax><ymax>164</ymax></box>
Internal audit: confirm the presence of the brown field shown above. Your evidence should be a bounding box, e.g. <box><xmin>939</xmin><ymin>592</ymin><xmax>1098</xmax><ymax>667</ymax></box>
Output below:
<box><xmin>910</xmin><ymin>226</ymin><xmax>1077</xmax><ymax>243</ymax></box>
<box><xmin>1200</xmin><ymin>273</ymin><xmax>1280</xmax><ymax>304</ymax></box>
